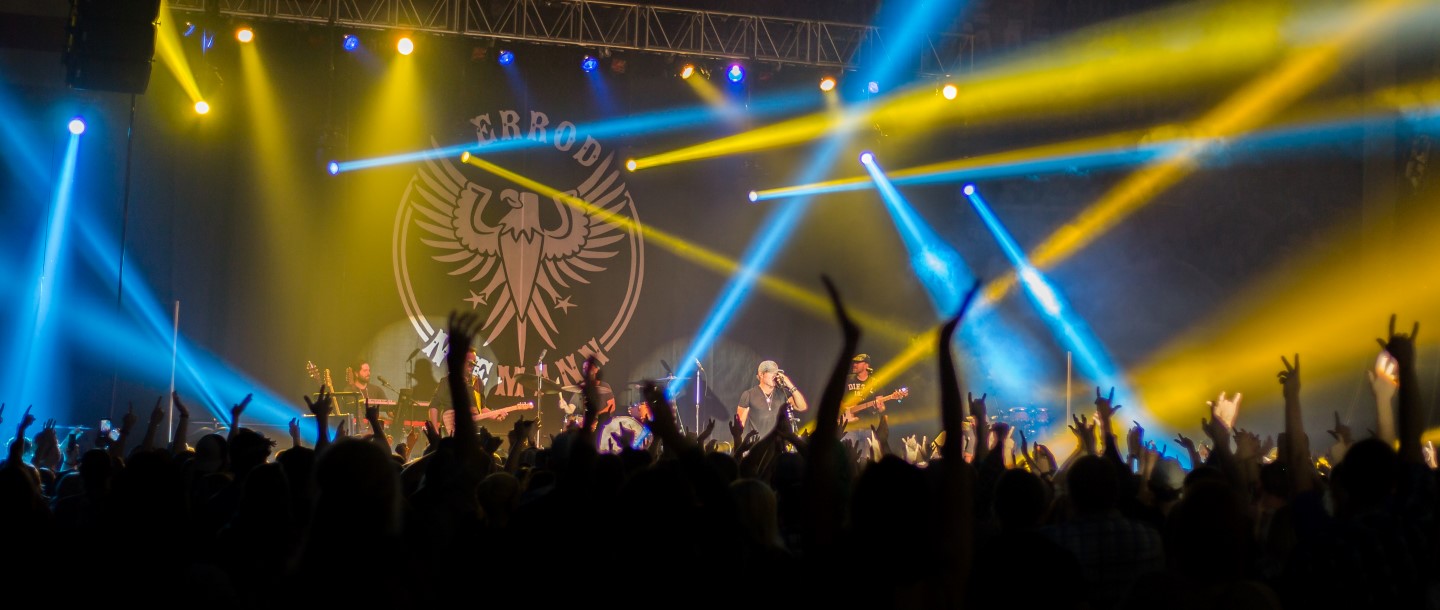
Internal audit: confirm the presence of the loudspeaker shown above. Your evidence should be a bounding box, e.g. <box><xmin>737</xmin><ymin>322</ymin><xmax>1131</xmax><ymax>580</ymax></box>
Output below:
<box><xmin>64</xmin><ymin>0</ymin><xmax>161</xmax><ymax>94</ymax></box>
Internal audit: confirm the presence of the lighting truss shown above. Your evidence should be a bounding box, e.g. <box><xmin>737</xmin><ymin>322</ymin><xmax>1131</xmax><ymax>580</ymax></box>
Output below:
<box><xmin>167</xmin><ymin>0</ymin><xmax>973</xmax><ymax>74</ymax></box>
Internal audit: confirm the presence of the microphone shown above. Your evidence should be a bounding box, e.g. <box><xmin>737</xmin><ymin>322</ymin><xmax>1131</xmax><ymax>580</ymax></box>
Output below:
<box><xmin>693</xmin><ymin>358</ymin><xmax>705</xmax><ymax>374</ymax></box>
<box><xmin>537</xmin><ymin>348</ymin><xmax>548</xmax><ymax>362</ymax></box>
<box><xmin>377</xmin><ymin>375</ymin><xmax>395</xmax><ymax>389</ymax></box>
<box><xmin>406</xmin><ymin>348</ymin><xmax>422</xmax><ymax>362</ymax></box>
<box><xmin>660</xmin><ymin>359</ymin><xmax>673</xmax><ymax>375</ymax></box>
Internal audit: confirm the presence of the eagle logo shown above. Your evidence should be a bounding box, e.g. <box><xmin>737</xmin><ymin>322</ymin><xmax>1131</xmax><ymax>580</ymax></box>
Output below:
<box><xmin>395</xmin><ymin>143</ymin><xmax>642</xmax><ymax>364</ymax></box>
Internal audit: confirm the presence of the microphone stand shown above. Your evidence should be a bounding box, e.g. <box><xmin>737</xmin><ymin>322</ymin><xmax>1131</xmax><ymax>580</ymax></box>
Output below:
<box><xmin>693</xmin><ymin>359</ymin><xmax>704</xmax><ymax>433</ymax></box>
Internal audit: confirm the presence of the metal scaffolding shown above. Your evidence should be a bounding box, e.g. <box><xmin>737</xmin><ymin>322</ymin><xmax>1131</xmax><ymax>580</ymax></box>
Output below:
<box><xmin>168</xmin><ymin>0</ymin><xmax>973</xmax><ymax>75</ymax></box>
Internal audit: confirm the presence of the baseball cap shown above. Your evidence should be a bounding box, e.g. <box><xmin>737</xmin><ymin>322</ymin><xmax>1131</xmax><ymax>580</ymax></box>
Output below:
<box><xmin>757</xmin><ymin>360</ymin><xmax>779</xmax><ymax>374</ymax></box>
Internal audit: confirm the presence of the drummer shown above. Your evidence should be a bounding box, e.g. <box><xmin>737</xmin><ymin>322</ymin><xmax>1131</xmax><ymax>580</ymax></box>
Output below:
<box><xmin>559</xmin><ymin>358</ymin><xmax>617</xmax><ymax>425</ymax></box>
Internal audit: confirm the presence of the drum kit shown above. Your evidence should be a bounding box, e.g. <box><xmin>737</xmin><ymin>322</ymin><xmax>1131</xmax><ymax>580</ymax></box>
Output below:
<box><xmin>509</xmin><ymin>372</ymin><xmax>692</xmax><ymax>454</ymax></box>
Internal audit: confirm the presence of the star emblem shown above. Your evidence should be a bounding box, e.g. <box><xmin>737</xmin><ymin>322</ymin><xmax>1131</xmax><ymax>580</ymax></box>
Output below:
<box><xmin>464</xmin><ymin>290</ymin><xmax>488</xmax><ymax>309</ymax></box>
<box><xmin>554</xmin><ymin>295</ymin><xmax>576</xmax><ymax>314</ymax></box>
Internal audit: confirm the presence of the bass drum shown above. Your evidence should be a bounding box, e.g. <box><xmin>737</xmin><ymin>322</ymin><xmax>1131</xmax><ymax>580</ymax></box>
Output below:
<box><xmin>597</xmin><ymin>416</ymin><xmax>653</xmax><ymax>454</ymax></box>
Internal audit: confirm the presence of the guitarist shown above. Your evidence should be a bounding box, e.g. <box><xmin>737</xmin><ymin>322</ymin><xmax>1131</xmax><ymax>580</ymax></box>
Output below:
<box><xmin>430</xmin><ymin>347</ymin><xmax>508</xmax><ymax>433</ymax></box>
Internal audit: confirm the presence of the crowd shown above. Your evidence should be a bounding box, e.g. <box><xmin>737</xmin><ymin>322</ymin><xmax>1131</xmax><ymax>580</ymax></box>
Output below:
<box><xmin>1</xmin><ymin>279</ymin><xmax>1435</xmax><ymax>609</ymax></box>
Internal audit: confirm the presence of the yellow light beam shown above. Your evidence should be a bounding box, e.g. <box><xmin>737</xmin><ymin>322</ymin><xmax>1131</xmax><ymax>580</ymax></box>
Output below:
<box><xmin>458</xmin><ymin>154</ymin><xmax>922</xmax><ymax>341</ymax></box>
<box><xmin>154</xmin><ymin>0</ymin><xmax>201</xmax><ymax>103</ymax></box>
<box><xmin>632</xmin><ymin>0</ymin><xmax>1348</xmax><ymax>171</ymax></box>
<box><xmin>1131</xmin><ymin>194</ymin><xmax>1440</xmax><ymax>430</ymax></box>
<box><xmin>1004</xmin><ymin>0</ymin><xmax>1417</xmax><ymax>305</ymax></box>
<box><xmin>849</xmin><ymin>0</ymin><xmax>1427</xmax><ymax>431</ymax></box>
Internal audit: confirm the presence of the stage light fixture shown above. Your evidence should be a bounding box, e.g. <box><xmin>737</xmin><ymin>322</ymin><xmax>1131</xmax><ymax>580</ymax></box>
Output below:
<box><xmin>867</xmin><ymin>81</ymin><xmax>879</xmax><ymax>94</ymax></box>
<box><xmin>859</xmin><ymin>151</ymin><xmax>874</xmax><ymax>165</ymax></box>
<box><xmin>460</xmin><ymin>151</ymin><xmax>471</xmax><ymax>163</ymax></box>
<box><xmin>582</xmin><ymin>55</ymin><xmax>599</xmax><ymax>72</ymax></box>
<box><xmin>498</xmin><ymin>49</ymin><xmax>514</xmax><ymax>65</ymax></box>
<box><xmin>625</xmin><ymin>159</ymin><xmax>637</xmax><ymax>172</ymax></box>
<box><xmin>397</xmin><ymin>37</ymin><xmax>414</xmax><ymax>55</ymax></box>
<box><xmin>680</xmin><ymin>64</ymin><xmax>695</xmax><ymax>79</ymax></box>
<box><xmin>68</xmin><ymin>117</ymin><xmax>86</xmax><ymax>135</ymax></box>
<box><xmin>963</xmin><ymin>183</ymin><xmax>975</xmax><ymax>196</ymax></box>
<box><xmin>942</xmin><ymin>83</ymin><xmax>958</xmax><ymax>100</ymax></box>
<box><xmin>327</xmin><ymin>161</ymin><xmax>339</xmax><ymax>175</ymax></box>
<box><xmin>727</xmin><ymin>63</ymin><xmax>745</xmax><ymax>83</ymax></box>
<box><xmin>236</xmin><ymin>27</ymin><xmax>254</xmax><ymax>43</ymax></box>
<box><xmin>747</xmin><ymin>190</ymin><xmax>758</xmax><ymax>202</ymax></box>
<box><xmin>194</xmin><ymin>100</ymin><xmax>210</xmax><ymax>114</ymax></box>
<box><xmin>819</xmin><ymin>76</ymin><xmax>836</xmax><ymax>92</ymax></box>
<box><xmin>342</xmin><ymin>34</ymin><xmax>360</xmax><ymax>52</ymax></box>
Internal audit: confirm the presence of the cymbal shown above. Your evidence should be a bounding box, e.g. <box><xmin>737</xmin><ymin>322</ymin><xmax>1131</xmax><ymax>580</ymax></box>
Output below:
<box><xmin>560</xmin><ymin>385</ymin><xmax>583</xmax><ymax>393</ymax></box>
<box><xmin>513</xmin><ymin>373</ymin><xmax>565</xmax><ymax>394</ymax></box>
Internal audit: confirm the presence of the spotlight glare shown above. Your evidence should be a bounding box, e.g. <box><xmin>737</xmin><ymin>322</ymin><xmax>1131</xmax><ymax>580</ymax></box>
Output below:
<box><xmin>397</xmin><ymin>37</ymin><xmax>414</xmax><ymax>55</ymax></box>
<box><xmin>867</xmin><ymin>81</ymin><xmax>879</xmax><ymax>94</ymax></box>
<box><xmin>727</xmin><ymin>63</ymin><xmax>744</xmax><ymax>83</ymax></box>
<box><xmin>236</xmin><ymin>27</ymin><xmax>254</xmax><ymax>43</ymax></box>
<box><xmin>194</xmin><ymin>100</ymin><xmax>210</xmax><ymax>115</ymax></box>
<box><xmin>962</xmin><ymin>184</ymin><xmax>975</xmax><ymax>196</ymax></box>
<box><xmin>498</xmin><ymin>49</ymin><xmax>514</xmax><ymax>65</ymax></box>
<box><xmin>942</xmin><ymin>83</ymin><xmax>958</xmax><ymax>100</ymax></box>
<box><xmin>581</xmin><ymin>55</ymin><xmax>599</xmax><ymax>72</ymax></box>
<box><xmin>327</xmin><ymin>161</ymin><xmax>339</xmax><ymax>175</ymax></box>
<box><xmin>819</xmin><ymin>76</ymin><xmax>836</xmax><ymax>92</ymax></box>
<box><xmin>680</xmin><ymin>64</ymin><xmax>695</xmax><ymax>79</ymax></box>
<box><xmin>342</xmin><ymin>34</ymin><xmax>360</xmax><ymax>52</ymax></box>
<box><xmin>183</xmin><ymin>22</ymin><xmax>196</xmax><ymax>37</ymax></box>
<box><xmin>859</xmin><ymin>151</ymin><xmax>874</xmax><ymax>165</ymax></box>
<box><xmin>747</xmin><ymin>190</ymin><xmax>758</xmax><ymax>203</ymax></box>
<box><xmin>625</xmin><ymin>159</ymin><xmax>638</xmax><ymax>172</ymax></box>
<box><xmin>460</xmin><ymin>151</ymin><xmax>471</xmax><ymax>163</ymax></box>
<box><xmin>67</xmin><ymin>117</ymin><xmax>86</xmax><ymax>135</ymax></box>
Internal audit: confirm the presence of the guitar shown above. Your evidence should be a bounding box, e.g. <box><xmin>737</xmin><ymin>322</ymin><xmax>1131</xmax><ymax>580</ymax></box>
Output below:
<box><xmin>841</xmin><ymin>388</ymin><xmax>909</xmax><ymax>423</ymax></box>
<box><xmin>441</xmin><ymin>402</ymin><xmax>535</xmax><ymax>430</ymax></box>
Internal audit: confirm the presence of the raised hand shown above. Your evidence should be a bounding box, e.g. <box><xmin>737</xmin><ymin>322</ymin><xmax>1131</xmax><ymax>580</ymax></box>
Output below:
<box><xmin>18</xmin><ymin>405</ymin><xmax>35</xmax><ymax>433</ymax></box>
<box><xmin>1127</xmin><ymin>421</ymin><xmax>1145</xmax><ymax>463</ymax></box>
<box><xmin>121</xmin><ymin>404</ymin><xmax>138</xmax><ymax>431</ymax></box>
<box><xmin>1425</xmin><ymin>441</ymin><xmax>1437</xmax><ymax>470</ymax></box>
<box><xmin>172</xmin><ymin>392</ymin><xmax>190</xmax><ymax>419</ymax></box>
<box><xmin>405</xmin><ymin>427</ymin><xmax>421</xmax><ymax>452</ymax></box>
<box><xmin>335</xmin><ymin>418</ymin><xmax>348</xmax><ymax>438</ymax></box>
<box><xmin>967</xmin><ymin>392</ymin><xmax>988</xmax><ymax>422</ymax></box>
<box><xmin>1326</xmin><ymin>411</ymin><xmax>1353</xmax><ymax>446</ymax></box>
<box><xmin>304</xmin><ymin>385</ymin><xmax>333</xmax><ymax>418</ymax></box>
<box><xmin>696</xmin><ymin>418</ymin><xmax>716</xmax><ymax>445</ymax></box>
<box><xmin>143</xmin><ymin>396</ymin><xmax>162</xmax><ymax>425</ymax></box>
<box><xmin>1234</xmin><ymin>428</ymin><xmax>1262</xmax><ymax>461</ymax></box>
<box><xmin>870</xmin><ymin>414</ymin><xmax>891</xmax><ymax>447</ymax></box>
<box><xmin>230</xmin><ymin>394</ymin><xmax>253</xmax><ymax>427</ymax></box>
<box><xmin>1202</xmin><ymin>391</ymin><xmax>1240</xmax><ymax>430</ymax></box>
<box><xmin>1278</xmin><ymin>355</ymin><xmax>1301</xmax><ymax>403</ymax></box>
<box><xmin>1377</xmin><ymin>314</ymin><xmax>1420</xmax><ymax>367</ymax></box>
<box><xmin>1200</xmin><ymin>413</ymin><xmax>1230</xmax><ymax>453</ymax></box>
<box><xmin>423</xmin><ymin>420</ymin><xmax>441</xmax><ymax>446</ymax></box>
<box><xmin>728</xmin><ymin>413</ymin><xmax>745</xmax><ymax>444</ymax></box>
<box><xmin>288</xmin><ymin>418</ymin><xmax>302</xmax><ymax>447</ymax></box>
<box><xmin>1034</xmin><ymin>443</ymin><xmax>1057</xmax><ymax>475</ymax></box>
<box><xmin>1094</xmin><ymin>387</ymin><xmax>1121</xmax><ymax>421</ymax></box>
<box><xmin>902</xmin><ymin>434</ymin><xmax>923</xmax><ymax>463</ymax></box>
<box><xmin>1069</xmin><ymin>414</ymin><xmax>1097</xmax><ymax>455</ymax></box>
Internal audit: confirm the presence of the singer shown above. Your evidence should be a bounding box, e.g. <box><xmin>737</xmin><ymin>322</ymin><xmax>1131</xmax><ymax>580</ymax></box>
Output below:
<box><xmin>735</xmin><ymin>360</ymin><xmax>808</xmax><ymax>435</ymax></box>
